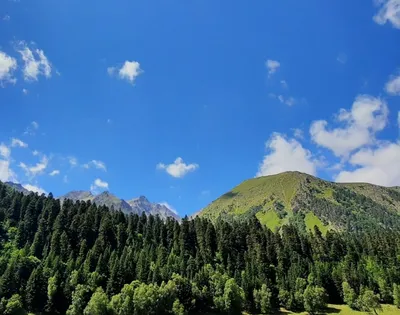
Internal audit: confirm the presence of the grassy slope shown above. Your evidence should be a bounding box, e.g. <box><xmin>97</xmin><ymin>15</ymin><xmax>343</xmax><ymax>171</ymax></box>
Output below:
<box><xmin>200</xmin><ymin>304</ymin><xmax>400</xmax><ymax>315</ymax></box>
<box><xmin>272</xmin><ymin>304</ymin><xmax>400</xmax><ymax>315</ymax></box>
<box><xmin>198</xmin><ymin>171</ymin><xmax>400</xmax><ymax>232</ymax></box>
<box><xmin>199</xmin><ymin>172</ymin><xmax>303</xmax><ymax>223</ymax></box>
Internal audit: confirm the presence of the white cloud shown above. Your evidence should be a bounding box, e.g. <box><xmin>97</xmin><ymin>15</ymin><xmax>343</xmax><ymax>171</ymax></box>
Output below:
<box><xmin>19</xmin><ymin>155</ymin><xmax>49</xmax><ymax>176</ymax></box>
<box><xmin>22</xmin><ymin>88</ymin><xmax>28</xmax><ymax>95</ymax></box>
<box><xmin>159</xmin><ymin>202</ymin><xmax>178</xmax><ymax>215</ymax></box>
<box><xmin>11</xmin><ymin>138</ymin><xmax>28</xmax><ymax>148</ymax></box>
<box><xmin>336</xmin><ymin>141</ymin><xmax>400</xmax><ymax>186</ymax></box>
<box><xmin>32</xmin><ymin>150</ymin><xmax>40</xmax><ymax>156</ymax></box>
<box><xmin>49</xmin><ymin>170</ymin><xmax>60</xmax><ymax>176</ymax></box>
<box><xmin>0</xmin><ymin>143</ymin><xmax>15</xmax><ymax>182</ymax></box>
<box><xmin>0</xmin><ymin>143</ymin><xmax>11</xmax><ymax>159</ymax></box>
<box><xmin>90</xmin><ymin>178</ymin><xmax>109</xmax><ymax>193</ymax></box>
<box><xmin>68</xmin><ymin>156</ymin><xmax>78</xmax><ymax>167</ymax></box>
<box><xmin>17</xmin><ymin>42</ymin><xmax>52</xmax><ymax>81</ymax></box>
<box><xmin>23</xmin><ymin>184</ymin><xmax>47</xmax><ymax>195</ymax></box>
<box><xmin>385</xmin><ymin>75</ymin><xmax>400</xmax><ymax>95</ymax></box>
<box><xmin>63</xmin><ymin>175</ymin><xmax>68</xmax><ymax>183</ymax></box>
<box><xmin>3</xmin><ymin>15</ymin><xmax>10</xmax><ymax>21</ymax></box>
<box><xmin>0</xmin><ymin>51</ymin><xmax>17</xmax><ymax>85</ymax></box>
<box><xmin>83</xmin><ymin>160</ymin><xmax>106</xmax><ymax>171</ymax></box>
<box><xmin>278</xmin><ymin>95</ymin><xmax>296</xmax><ymax>106</ymax></box>
<box><xmin>373</xmin><ymin>0</ymin><xmax>400</xmax><ymax>29</ymax></box>
<box><xmin>310</xmin><ymin>95</ymin><xmax>388</xmax><ymax>157</ymax></box>
<box><xmin>108</xmin><ymin>60</ymin><xmax>142</xmax><ymax>84</ymax></box>
<box><xmin>256</xmin><ymin>133</ymin><xmax>317</xmax><ymax>177</ymax></box>
<box><xmin>280</xmin><ymin>80</ymin><xmax>288</xmax><ymax>89</ymax></box>
<box><xmin>24</xmin><ymin>121</ymin><xmax>39</xmax><ymax>135</ymax></box>
<box><xmin>266</xmin><ymin>59</ymin><xmax>280</xmax><ymax>77</ymax></box>
<box><xmin>157</xmin><ymin>157</ymin><xmax>199</xmax><ymax>178</ymax></box>
<box><xmin>0</xmin><ymin>159</ymin><xmax>16</xmax><ymax>182</ymax></box>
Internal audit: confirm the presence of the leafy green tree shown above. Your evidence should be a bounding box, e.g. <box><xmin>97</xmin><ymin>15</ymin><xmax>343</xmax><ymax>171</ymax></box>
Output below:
<box><xmin>294</xmin><ymin>278</ymin><xmax>307</xmax><ymax>309</ymax></box>
<box><xmin>222</xmin><ymin>278</ymin><xmax>245</xmax><ymax>314</ymax></box>
<box><xmin>66</xmin><ymin>284</ymin><xmax>92</xmax><ymax>315</ymax></box>
<box><xmin>84</xmin><ymin>287</ymin><xmax>111</xmax><ymax>315</ymax></box>
<box><xmin>172</xmin><ymin>299</ymin><xmax>186</xmax><ymax>315</ymax></box>
<box><xmin>4</xmin><ymin>294</ymin><xmax>26</xmax><ymax>315</ymax></box>
<box><xmin>133</xmin><ymin>282</ymin><xmax>160</xmax><ymax>315</ymax></box>
<box><xmin>342</xmin><ymin>281</ymin><xmax>357</xmax><ymax>309</ymax></box>
<box><xmin>0</xmin><ymin>258</ymin><xmax>17</xmax><ymax>298</ymax></box>
<box><xmin>394</xmin><ymin>284</ymin><xmax>400</xmax><ymax>308</ymax></box>
<box><xmin>25</xmin><ymin>265</ymin><xmax>47</xmax><ymax>313</ymax></box>
<box><xmin>357</xmin><ymin>289</ymin><xmax>382</xmax><ymax>315</ymax></box>
<box><xmin>254</xmin><ymin>283</ymin><xmax>272</xmax><ymax>314</ymax></box>
<box><xmin>303</xmin><ymin>285</ymin><xmax>327</xmax><ymax>314</ymax></box>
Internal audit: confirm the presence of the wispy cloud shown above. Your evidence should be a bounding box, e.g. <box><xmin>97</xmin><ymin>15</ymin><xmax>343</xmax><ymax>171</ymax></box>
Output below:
<box><xmin>19</xmin><ymin>155</ymin><xmax>49</xmax><ymax>177</ymax></box>
<box><xmin>24</xmin><ymin>121</ymin><xmax>39</xmax><ymax>135</ymax></box>
<box><xmin>266</xmin><ymin>59</ymin><xmax>280</xmax><ymax>77</ymax></box>
<box><xmin>49</xmin><ymin>170</ymin><xmax>60</xmax><ymax>176</ymax></box>
<box><xmin>83</xmin><ymin>160</ymin><xmax>107</xmax><ymax>171</ymax></box>
<box><xmin>16</xmin><ymin>41</ymin><xmax>52</xmax><ymax>81</ymax></box>
<box><xmin>11</xmin><ymin>138</ymin><xmax>28</xmax><ymax>148</ymax></box>
<box><xmin>68</xmin><ymin>156</ymin><xmax>78</xmax><ymax>167</ymax></box>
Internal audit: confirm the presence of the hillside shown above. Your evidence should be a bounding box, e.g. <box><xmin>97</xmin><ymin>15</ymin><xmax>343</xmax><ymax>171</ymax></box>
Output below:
<box><xmin>197</xmin><ymin>171</ymin><xmax>400</xmax><ymax>232</ymax></box>
<box><xmin>1</xmin><ymin>179</ymin><xmax>400</xmax><ymax>314</ymax></box>
<box><xmin>0</xmin><ymin>179</ymin><xmax>400</xmax><ymax>315</ymax></box>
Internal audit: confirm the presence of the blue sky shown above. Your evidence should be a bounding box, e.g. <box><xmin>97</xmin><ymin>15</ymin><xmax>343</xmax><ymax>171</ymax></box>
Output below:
<box><xmin>1</xmin><ymin>0</ymin><xmax>400</xmax><ymax>216</ymax></box>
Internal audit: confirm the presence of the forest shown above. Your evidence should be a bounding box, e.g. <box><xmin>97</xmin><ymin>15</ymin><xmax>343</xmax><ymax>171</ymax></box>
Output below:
<box><xmin>0</xmin><ymin>181</ymin><xmax>400</xmax><ymax>314</ymax></box>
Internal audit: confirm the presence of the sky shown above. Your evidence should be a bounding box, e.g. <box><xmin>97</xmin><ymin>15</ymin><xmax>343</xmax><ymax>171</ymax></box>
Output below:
<box><xmin>1</xmin><ymin>0</ymin><xmax>400</xmax><ymax>216</ymax></box>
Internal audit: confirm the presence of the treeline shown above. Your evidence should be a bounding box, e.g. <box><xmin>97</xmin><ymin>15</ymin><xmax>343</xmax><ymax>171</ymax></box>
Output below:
<box><xmin>0</xmin><ymin>182</ymin><xmax>400</xmax><ymax>314</ymax></box>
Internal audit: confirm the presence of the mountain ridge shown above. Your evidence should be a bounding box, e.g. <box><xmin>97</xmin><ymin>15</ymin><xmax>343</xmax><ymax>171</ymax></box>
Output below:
<box><xmin>59</xmin><ymin>189</ymin><xmax>180</xmax><ymax>220</ymax></box>
<box><xmin>4</xmin><ymin>182</ymin><xmax>179</xmax><ymax>220</ymax></box>
<box><xmin>197</xmin><ymin>171</ymin><xmax>400</xmax><ymax>232</ymax></box>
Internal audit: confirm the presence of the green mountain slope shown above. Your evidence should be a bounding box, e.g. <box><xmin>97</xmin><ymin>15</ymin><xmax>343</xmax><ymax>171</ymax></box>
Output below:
<box><xmin>197</xmin><ymin>171</ymin><xmax>400</xmax><ymax>233</ymax></box>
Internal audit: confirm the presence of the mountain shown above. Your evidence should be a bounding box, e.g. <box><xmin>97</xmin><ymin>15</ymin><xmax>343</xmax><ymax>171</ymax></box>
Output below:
<box><xmin>5</xmin><ymin>182</ymin><xmax>30</xmax><ymax>195</ymax></box>
<box><xmin>197</xmin><ymin>171</ymin><xmax>400</xmax><ymax>233</ymax></box>
<box><xmin>59</xmin><ymin>190</ymin><xmax>179</xmax><ymax>220</ymax></box>
<box><xmin>127</xmin><ymin>196</ymin><xmax>180</xmax><ymax>221</ymax></box>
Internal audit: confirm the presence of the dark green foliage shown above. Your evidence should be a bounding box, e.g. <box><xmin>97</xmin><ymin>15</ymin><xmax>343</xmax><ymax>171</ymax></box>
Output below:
<box><xmin>0</xmin><ymin>180</ymin><xmax>400</xmax><ymax>314</ymax></box>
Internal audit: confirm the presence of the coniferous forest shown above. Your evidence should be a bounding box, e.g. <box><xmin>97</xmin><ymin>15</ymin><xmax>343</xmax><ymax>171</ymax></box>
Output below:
<box><xmin>1</xmin><ymin>181</ymin><xmax>400</xmax><ymax>314</ymax></box>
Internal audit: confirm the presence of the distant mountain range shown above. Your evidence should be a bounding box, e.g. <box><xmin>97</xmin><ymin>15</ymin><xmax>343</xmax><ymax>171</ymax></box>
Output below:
<box><xmin>59</xmin><ymin>191</ymin><xmax>180</xmax><ymax>221</ymax></box>
<box><xmin>5</xmin><ymin>182</ymin><xmax>30</xmax><ymax>194</ymax></box>
<box><xmin>4</xmin><ymin>182</ymin><xmax>180</xmax><ymax>221</ymax></box>
<box><xmin>197</xmin><ymin>171</ymin><xmax>400</xmax><ymax>232</ymax></box>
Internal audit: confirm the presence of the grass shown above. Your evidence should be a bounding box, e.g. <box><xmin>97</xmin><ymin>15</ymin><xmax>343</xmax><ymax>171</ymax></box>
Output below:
<box><xmin>242</xmin><ymin>304</ymin><xmax>400</xmax><ymax>314</ymax></box>
<box><xmin>256</xmin><ymin>209</ymin><xmax>282</xmax><ymax>231</ymax></box>
<box><xmin>304</xmin><ymin>212</ymin><xmax>330</xmax><ymax>235</ymax></box>
<box><xmin>200</xmin><ymin>172</ymin><xmax>305</xmax><ymax>221</ymax></box>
